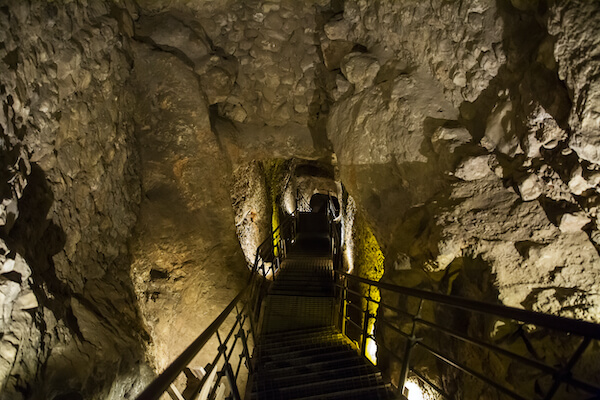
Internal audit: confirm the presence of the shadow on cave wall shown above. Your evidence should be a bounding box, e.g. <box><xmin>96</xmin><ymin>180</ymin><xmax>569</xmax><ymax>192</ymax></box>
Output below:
<box><xmin>458</xmin><ymin>0</ymin><xmax>573</xmax><ymax>193</ymax></box>
<box><xmin>2</xmin><ymin>163</ymin><xmax>149</xmax><ymax>400</ymax></box>
<box><xmin>5</xmin><ymin>165</ymin><xmax>67</xmax><ymax>318</ymax></box>
<box><xmin>1</xmin><ymin>164</ymin><xmax>74</xmax><ymax>398</ymax></box>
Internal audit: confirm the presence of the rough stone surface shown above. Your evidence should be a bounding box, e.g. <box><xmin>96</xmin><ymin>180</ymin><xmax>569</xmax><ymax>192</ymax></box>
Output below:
<box><xmin>518</xmin><ymin>173</ymin><xmax>544</xmax><ymax>201</ymax></box>
<box><xmin>559</xmin><ymin>212</ymin><xmax>591</xmax><ymax>233</ymax></box>
<box><xmin>343</xmin><ymin>0</ymin><xmax>505</xmax><ymax>105</ymax></box>
<box><xmin>129</xmin><ymin>42</ymin><xmax>247</xmax><ymax>371</ymax></box>
<box><xmin>0</xmin><ymin>2</ymin><xmax>150</xmax><ymax>398</ymax></box>
<box><xmin>202</xmin><ymin>1</ymin><xmax>326</xmax><ymax>127</ymax></box>
<box><xmin>454</xmin><ymin>155</ymin><xmax>493</xmax><ymax>181</ymax></box>
<box><xmin>340</xmin><ymin>53</ymin><xmax>380</xmax><ymax>92</ymax></box>
<box><xmin>549</xmin><ymin>1</ymin><xmax>600</xmax><ymax>164</ymax></box>
<box><xmin>231</xmin><ymin>162</ymin><xmax>271</xmax><ymax>264</ymax></box>
<box><xmin>216</xmin><ymin>119</ymin><xmax>319</xmax><ymax>163</ymax></box>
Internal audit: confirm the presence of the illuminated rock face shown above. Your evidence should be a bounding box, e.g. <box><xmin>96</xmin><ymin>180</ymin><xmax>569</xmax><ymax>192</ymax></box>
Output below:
<box><xmin>1</xmin><ymin>0</ymin><xmax>600</xmax><ymax>398</ymax></box>
<box><xmin>326</xmin><ymin>0</ymin><xmax>600</xmax><ymax>324</ymax></box>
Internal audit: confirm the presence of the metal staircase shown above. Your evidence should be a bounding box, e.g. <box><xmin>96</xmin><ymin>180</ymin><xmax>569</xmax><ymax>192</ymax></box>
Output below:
<box><xmin>250</xmin><ymin>211</ymin><xmax>395</xmax><ymax>399</ymax></box>
<box><xmin>136</xmin><ymin>199</ymin><xmax>600</xmax><ymax>400</ymax></box>
<box><xmin>250</xmin><ymin>327</ymin><xmax>393</xmax><ymax>400</ymax></box>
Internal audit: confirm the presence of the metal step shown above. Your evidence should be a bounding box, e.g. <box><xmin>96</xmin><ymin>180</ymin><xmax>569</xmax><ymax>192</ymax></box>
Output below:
<box><xmin>251</xmin><ymin>372</ymin><xmax>386</xmax><ymax>400</ymax></box>
<box><xmin>253</xmin><ymin>354</ymin><xmax>367</xmax><ymax>381</ymax></box>
<box><xmin>261</xmin><ymin>348</ymin><xmax>358</xmax><ymax>370</ymax></box>
<box><xmin>253</xmin><ymin>364</ymin><xmax>379</xmax><ymax>391</ymax></box>
<box><xmin>292</xmin><ymin>384</ymin><xmax>395</xmax><ymax>400</ymax></box>
<box><xmin>257</xmin><ymin>333</ymin><xmax>345</xmax><ymax>354</ymax></box>
<box><xmin>258</xmin><ymin>343</ymin><xmax>353</xmax><ymax>363</ymax></box>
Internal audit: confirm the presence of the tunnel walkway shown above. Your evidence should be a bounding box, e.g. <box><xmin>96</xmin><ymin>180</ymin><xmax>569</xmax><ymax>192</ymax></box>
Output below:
<box><xmin>249</xmin><ymin>212</ymin><xmax>396</xmax><ymax>399</ymax></box>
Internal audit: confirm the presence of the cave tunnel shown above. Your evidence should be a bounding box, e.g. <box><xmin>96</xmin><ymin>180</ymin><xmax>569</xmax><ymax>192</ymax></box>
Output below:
<box><xmin>1</xmin><ymin>1</ymin><xmax>600</xmax><ymax>400</ymax></box>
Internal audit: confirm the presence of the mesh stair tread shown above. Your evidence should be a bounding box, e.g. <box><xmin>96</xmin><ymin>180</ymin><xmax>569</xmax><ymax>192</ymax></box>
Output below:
<box><xmin>253</xmin><ymin>364</ymin><xmax>379</xmax><ymax>390</ymax></box>
<box><xmin>251</xmin><ymin>373</ymin><xmax>386</xmax><ymax>400</ymax></box>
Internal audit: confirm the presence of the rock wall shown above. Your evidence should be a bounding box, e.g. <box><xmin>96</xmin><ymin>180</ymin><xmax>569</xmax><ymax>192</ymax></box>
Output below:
<box><xmin>0</xmin><ymin>1</ymin><xmax>151</xmax><ymax>399</ymax></box>
<box><xmin>324</xmin><ymin>0</ymin><xmax>600</xmax><ymax>396</ymax></box>
<box><xmin>127</xmin><ymin>39</ymin><xmax>248</xmax><ymax>370</ymax></box>
<box><xmin>327</xmin><ymin>0</ymin><xmax>600</xmax><ymax>321</ymax></box>
<box><xmin>199</xmin><ymin>0</ymin><xmax>328</xmax><ymax>128</ymax></box>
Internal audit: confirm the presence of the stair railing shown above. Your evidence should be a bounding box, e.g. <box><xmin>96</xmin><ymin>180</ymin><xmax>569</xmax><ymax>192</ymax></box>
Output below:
<box><xmin>252</xmin><ymin>209</ymin><xmax>296</xmax><ymax>279</ymax></box>
<box><xmin>326</xmin><ymin>193</ymin><xmax>343</xmax><ymax>272</ymax></box>
<box><xmin>333</xmin><ymin>270</ymin><xmax>600</xmax><ymax>400</ymax></box>
<box><xmin>136</xmin><ymin>209</ymin><xmax>297</xmax><ymax>400</ymax></box>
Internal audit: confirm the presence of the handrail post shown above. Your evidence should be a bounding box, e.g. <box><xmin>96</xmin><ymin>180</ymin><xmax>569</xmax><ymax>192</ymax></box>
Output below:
<box><xmin>239</xmin><ymin>327</ymin><xmax>252</xmax><ymax>375</ymax></box>
<box><xmin>399</xmin><ymin>299</ymin><xmax>423</xmax><ymax>395</ymax></box>
<box><xmin>224</xmin><ymin>361</ymin><xmax>241</xmax><ymax>400</ymax></box>
<box><xmin>215</xmin><ymin>331</ymin><xmax>242</xmax><ymax>400</ymax></box>
<box><xmin>543</xmin><ymin>336</ymin><xmax>592</xmax><ymax>400</ymax></box>
<box><xmin>338</xmin><ymin>275</ymin><xmax>348</xmax><ymax>336</ymax></box>
<box><xmin>361</xmin><ymin>284</ymin><xmax>373</xmax><ymax>358</ymax></box>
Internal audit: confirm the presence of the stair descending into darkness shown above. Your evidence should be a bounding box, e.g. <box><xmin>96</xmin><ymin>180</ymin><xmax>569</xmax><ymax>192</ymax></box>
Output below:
<box><xmin>250</xmin><ymin>211</ymin><xmax>396</xmax><ymax>400</ymax></box>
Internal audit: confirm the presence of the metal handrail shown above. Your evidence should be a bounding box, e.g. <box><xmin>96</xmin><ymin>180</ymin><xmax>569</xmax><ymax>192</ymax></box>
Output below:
<box><xmin>334</xmin><ymin>270</ymin><xmax>600</xmax><ymax>399</ymax></box>
<box><xmin>253</xmin><ymin>210</ymin><xmax>296</xmax><ymax>279</ymax></box>
<box><xmin>135</xmin><ymin>287</ymin><xmax>249</xmax><ymax>400</ymax></box>
<box><xmin>336</xmin><ymin>271</ymin><xmax>600</xmax><ymax>339</ymax></box>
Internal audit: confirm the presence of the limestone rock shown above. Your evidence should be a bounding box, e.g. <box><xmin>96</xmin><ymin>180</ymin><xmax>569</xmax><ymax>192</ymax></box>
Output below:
<box><xmin>341</xmin><ymin>53</ymin><xmax>381</xmax><ymax>92</ymax></box>
<box><xmin>14</xmin><ymin>290</ymin><xmax>37</xmax><ymax>310</ymax></box>
<box><xmin>559</xmin><ymin>212</ymin><xmax>591</xmax><ymax>232</ymax></box>
<box><xmin>0</xmin><ymin>2</ymin><xmax>148</xmax><ymax>398</ymax></box>
<box><xmin>519</xmin><ymin>231</ymin><xmax>600</xmax><ymax>321</ymax></box>
<box><xmin>482</xmin><ymin>99</ymin><xmax>523</xmax><ymax>157</ymax></box>
<box><xmin>195</xmin><ymin>58</ymin><xmax>238</xmax><ymax>105</ymax></box>
<box><xmin>518</xmin><ymin>174</ymin><xmax>544</xmax><ymax>201</ymax></box>
<box><xmin>136</xmin><ymin>13</ymin><xmax>211</xmax><ymax>65</ymax></box>
<box><xmin>549</xmin><ymin>1</ymin><xmax>600</xmax><ymax>164</ymax></box>
<box><xmin>203</xmin><ymin>1</ymin><xmax>322</xmax><ymax>127</ymax></box>
<box><xmin>332</xmin><ymin>74</ymin><xmax>352</xmax><ymax>101</ymax></box>
<box><xmin>324</xmin><ymin>18</ymin><xmax>351</xmax><ymax>41</ymax></box>
<box><xmin>130</xmin><ymin>42</ymin><xmax>247</xmax><ymax>372</ymax></box>
<box><xmin>230</xmin><ymin>162</ymin><xmax>270</xmax><ymax>263</ymax></box>
<box><xmin>321</xmin><ymin>38</ymin><xmax>354</xmax><ymax>71</ymax></box>
<box><xmin>568</xmin><ymin>166</ymin><xmax>593</xmax><ymax>195</ymax></box>
<box><xmin>0</xmin><ymin>198</ymin><xmax>18</xmax><ymax>232</ymax></box>
<box><xmin>454</xmin><ymin>155</ymin><xmax>493</xmax><ymax>181</ymax></box>
<box><xmin>216</xmin><ymin>120</ymin><xmax>317</xmax><ymax>163</ymax></box>
<box><xmin>329</xmin><ymin>70</ymin><xmax>457</xmax><ymax>166</ymax></box>
<box><xmin>523</xmin><ymin>105</ymin><xmax>567</xmax><ymax>155</ymax></box>
<box><xmin>440</xmin><ymin>178</ymin><xmax>558</xmax><ymax>245</ymax></box>
<box><xmin>431</xmin><ymin>126</ymin><xmax>472</xmax><ymax>154</ymax></box>
<box><xmin>342</xmin><ymin>0</ymin><xmax>504</xmax><ymax>106</ymax></box>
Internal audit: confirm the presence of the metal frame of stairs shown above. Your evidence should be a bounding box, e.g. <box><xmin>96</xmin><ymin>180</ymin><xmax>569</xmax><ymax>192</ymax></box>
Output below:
<box><xmin>136</xmin><ymin>196</ymin><xmax>600</xmax><ymax>400</ymax></box>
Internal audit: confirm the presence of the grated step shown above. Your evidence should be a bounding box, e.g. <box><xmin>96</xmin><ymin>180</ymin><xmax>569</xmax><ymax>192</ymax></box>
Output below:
<box><xmin>258</xmin><ymin>343</ymin><xmax>352</xmax><ymax>362</ymax></box>
<box><xmin>260</xmin><ymin>326</ymin><xmax>338</xmax><ymax>342</ymax></box>
<box><xmin>257</xmin><ymin>334</ymin><xmax>346</xmax><ymax>354</ymax></box>
<box><xmin>253</xmin><ymin>364</ymin><xmax>379</xmax><ymax>391</ymax></box>
<box><xmin>253</xmin><ymin>354</ymin><xmax>366</xmax><ymax>380</ymax></box>
<box><xmin>261</xmin><ymin>348</ymin><xmax>358</xmax><ymax>370</ymax></box>
<box><xmin>251</xmin><ymin>373</ymin><xmax>385</xmax><ymax>400</ymax></box>
<box><xmin>292</xmin><ymin>384</ymin><xmax>396</xmax><ymax>400</ymax></box>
